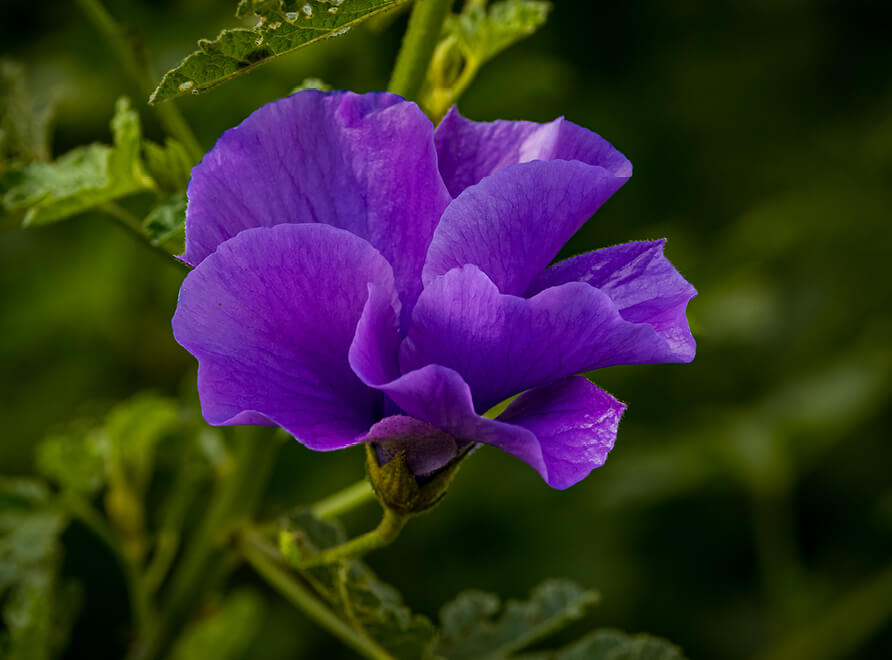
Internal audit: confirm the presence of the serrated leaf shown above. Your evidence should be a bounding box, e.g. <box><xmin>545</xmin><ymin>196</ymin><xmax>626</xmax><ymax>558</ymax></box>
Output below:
<box><xmin>423</xmin><ymin>0</ymin><xmax>551</xmax><ymax>119</ymax></box>
<box><xmin>150</xmin><ymin>0</ymin><xmax>411</xmax><ymax>104</ymax></box>
<box><xmin>3</xmin><ymin>97</ymin><xmax>156</xmax><ymax>226</ymax></box>
<box><xmin>545</xmin><ymin>629</ymin><xmax>687</xmax><ymax>660</ymax></box>
<box><xmin>435</xmin><ymin>579</ymin><xmax>598</xmax><ymax>659</ymax></box>
<box><xmin>143</xmin><ymin>138</ymin><xmax>192</xmax><ymax>193</ymax></box>
<box><xmin>170</xmin><ymin>590</ymin><xmax>265</xmax><ymax>660</ymax></box>
<box><xmin>0</xmin><ymin>478</ymin><xmax>71</xmax><ymax>660</ymax></box>
<box><xmin>279</xmin><ymin>511</ymin><xmax>438</xmax><ymax>659</ymax></box>
<box><xmin>143</xmin><ymin>193</ymin><xmax>187</xmax><ymax>254</ymax></box>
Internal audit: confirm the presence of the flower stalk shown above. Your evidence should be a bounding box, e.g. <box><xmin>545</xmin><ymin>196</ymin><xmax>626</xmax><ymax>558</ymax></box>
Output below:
<box><xmin>388</xmin><ymin>0</ymin><xmax>454</xmax><ymax>101</ymax></box>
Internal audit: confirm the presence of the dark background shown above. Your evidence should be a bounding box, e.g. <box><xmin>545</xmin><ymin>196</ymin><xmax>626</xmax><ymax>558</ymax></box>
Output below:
<box><xmin>2</xmin><ymin>0</ymin><xmax>891</xmax><ymax>658</ymax></box>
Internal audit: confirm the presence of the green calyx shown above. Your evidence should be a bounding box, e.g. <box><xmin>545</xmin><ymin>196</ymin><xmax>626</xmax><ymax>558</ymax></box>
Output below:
<box><xmin>364</xmin><ymin>443</ymin><xmax>469</xmax><ymax>516</ymax></box>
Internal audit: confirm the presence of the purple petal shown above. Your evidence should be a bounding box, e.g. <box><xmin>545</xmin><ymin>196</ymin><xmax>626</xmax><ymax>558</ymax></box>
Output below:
<box><xmin>528</xmin><ymin>240</ymin><xmax>697</xmax><ymax>362</ymax></box>
<box><xmin>182</xmin><ymin>90</ymin><xmax>451</xmax><ymax>319</ymax></box>
<box><xmin>497</xmin><ymin>377</ymin><xmax>625</xmax><ymax>489</ymax></box>
<box><xmin>434</xmin><ymin>106</ymin><xmax>632</xmax><ymax>197</ymax></box>
<box><xmin>365</xmin><ymin>415</ymin><xmax>459</xmax><ymax>477</ymax></box>
<box><xmin>422</xmin><ymin>160</ymin><xmax>629</xmax><ymax>296</ymax></box>
<box><xmin>172</xmin><ymin>223</ymin><xmax>398</xmax><ymax>450</ymax></box>
<box><xmin>403</xmin><ymin>265</ymin><xmax>688</xmax><ymax>412</ymax></box>
<box><xmin>351</xmin><ymin>356</ymin><xmax>619</xmax><ymax>489</ymax></box>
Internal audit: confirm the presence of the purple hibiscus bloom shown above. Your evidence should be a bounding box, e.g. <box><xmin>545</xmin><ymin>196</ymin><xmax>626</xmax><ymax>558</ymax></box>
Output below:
<box><xmin>172</xmin><ymin>90</ymin><xmax>696</xmax><ymax>489</ymax></box>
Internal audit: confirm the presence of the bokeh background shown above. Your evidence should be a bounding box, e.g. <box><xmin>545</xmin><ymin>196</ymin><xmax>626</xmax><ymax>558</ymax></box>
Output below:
<box><xmin>2</xmin><ymin>0</ymin><xmax>891</xmax><ymax>658</ymax></box>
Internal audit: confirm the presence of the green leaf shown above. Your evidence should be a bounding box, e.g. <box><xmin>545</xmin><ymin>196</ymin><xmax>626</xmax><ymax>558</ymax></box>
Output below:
<box><xmin>450</xmin><ymin>0</ymin><xmax>551</xmax><ymax>63</ymax></box>
<box><xmin>279</xmin><ymin>511</ymin><xmax>438</xmax><ymax>659</ymax></box>
<box><xmin>434</xmin><ymin>579</ymin><xmax>599</xmax><ymax>659</ymax></box>
<box><xmin>143</xmin><ymin>138</ymin><xmax>192</xmax><ymax>193</ymax></box>
<box><xmin>0</xmin><ymin>477</ymin><xmax>73</xmax><ymax>660</ymax></box>
<box><xmin>143</xmin><ymin>193</ymin><xmax>187</xmax><ymax>254</ymax></box>
<box><xmin>544</xmin><ymin>629</ymin><xmax>687</xmax><ymax>660</ymax></box>
<box><xmin>150</xmin><ymin>0</ymin><xmax>412</xmax><ymax>104</ymax></box>
<box><xmin>3</xmin><ymin>97</ymin><xmax>156</xmax><ymax>227</ymax></box>
<box><xmin>0</xmin><ymin>59</ymin><xmax>52</xmax><ymax>171</ymax></box>
<box><xmin>423</xmin><ymin>0</ymin><xmax>551</xmax><ymax>119</ymax></box>
<box><xmin>170</xmin><ymin>590</ymin><xmax>265</xmax><ymax>660</ymax></box>
<box><xmin>35</xmin><ymin>429</ymin><xmax>107</xmax><ymax>496</ymax></box>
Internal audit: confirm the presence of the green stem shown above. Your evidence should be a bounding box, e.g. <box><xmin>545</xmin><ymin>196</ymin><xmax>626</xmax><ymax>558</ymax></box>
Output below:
<box><xmin>61</xmin><ymin>493</ymin><xmax>152</xmax><ymax>631</ymax></box>
<box><xmin>300</xmin><ymin>507</ymin><xmax>407</xmax><ymax>568</ymax></box>
<box><xmin>240</xmin><ymin>531</ymin><xmax>396</xmax><ymax>660</ymax></box>
<box><xmin>311</xmin><ymin>479</ymin><xmax>376</xmax><ymax>519</ymax></box>
<box><xmin>388</xmin><ymin>0</ymin><xmax>454</xmax><ymax>101</ymax></box>
<box><xmin>74</xmin><ymin>0</ymin><xmax>203</xmax><ymax>162</ymax></box>
<box><xmin>99</xmin><ymin>203</ymin><xmax>188</xmax><ymax>267</ymax></box>
<box><xmin>128</xmin><ymin>427</ymin><xmax>282</xmax><ymax>660</ymax></box>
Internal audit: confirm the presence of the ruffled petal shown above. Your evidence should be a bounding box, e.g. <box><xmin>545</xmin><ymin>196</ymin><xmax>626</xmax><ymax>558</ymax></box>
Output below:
<box><xmin>422</xmin><ymin>160</ymin><xmax>628</xmax><ymax>296</ymax></box>
<box><xmin>497</xmin><ymin>377</ymin><xmax>625</xmax><ymax>489</ymax></box>
<box><xmin>183</xmin><ymin>90</ymin><xmax>451</xmax><ymax>319</ymax></box>
<box><xmin>403</xmin><ymin>265</ymin><xmax>687</xmax><ymax>412</ymax></box>
<box><xmin>434</xmin><ymin>106</ymin><xmax>632</xmax><ymax>197</ymax></box>
<box><xmin>172</xmin><ymin>223</ymin><xmax>398</xmax><ymax>450</ymax></box>
<box><xmin>528</xmin><ymin>240</ymin><xmax>697</xmax><ymax>361</ymax></box>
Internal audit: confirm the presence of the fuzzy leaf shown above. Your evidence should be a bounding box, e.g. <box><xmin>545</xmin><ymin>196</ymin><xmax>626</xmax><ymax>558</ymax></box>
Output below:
<box><xmin>449</xmin><ymin>0</ymin><xmax>551</xmax><ymax>64</ymax></box>
<box><xmin>150</xmin><ymin>0</ymin><xmax>412</xmax><ymax>104</ymax></box>
<box><xmin>170</xmin><ymin>590</ymin><xmax>265</xmax><ymax>660</ymax></box>
<box><xmin>423</xmin><ymin>0</ymin><xmax>550</xmax><ymax>118</ymax></box>
<box><xmin>435</xmin><ymin>579</ymin><xmax>598</xmax><ymax>659</ymax></box>
<box><xmin>3</xmin><ymin>97</ymin><xmax>155</xmax><ymax>227</ymax></box>
<box><xmin>279</xmin><ymin>511</ymin><xmax>438</xmax><ymax>659</ymax></box>
<box><xmin>541</xmin><ymin>629</ymin><xmax>688</xmax><ymax>660</ymax></box>
<box><xmin>143</xmin><ymin>193</ymin><xmax>187</xmax><ymax>254</ymax></box>
<box><xmin>0</xmin><ymin>477</ymin><xmax>72</xmax><ymax>660</ymax></box>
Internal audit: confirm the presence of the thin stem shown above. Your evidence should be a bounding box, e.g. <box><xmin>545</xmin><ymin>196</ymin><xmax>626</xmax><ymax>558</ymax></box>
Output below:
<box><xmin>299</xmin><ymin>507</ymin><xmax>407</xmax><ymax>568</ymax></box>
<box><xmin>99</xmin><ymin>203</ymin><xmax>188</xmax><ymax>267</ymax></box>
<box><xmin>311</xmin><ymin>479</ymin><xmax>376</xmax><ymax>520</ymax></box>
<box><xmin>240</xmin><ymin>532</ymin><xmax>396</xmax><ymax>660</ymax></box>
<box><xmin>128</xmin><ymin>427</ymin><xmax>282</xmax><ymax>660</ymax></box>
<box><xmin>60</xmin><ymin>493</ymin><xmax>152</xmax><ymax>631</ymax></box>
<box><xmin>388</xmin><ymin>0</ymin><xmax>454</xmax><ymax>101</ymax></box>
<box><xmin>74</xmin><ymin>0</ymin><xmax>203</xmax><ymax>162</ymax></box>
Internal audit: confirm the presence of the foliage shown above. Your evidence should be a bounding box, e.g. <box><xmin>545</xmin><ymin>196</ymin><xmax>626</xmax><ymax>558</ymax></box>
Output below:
<box><xmin>150</xmin><ymin>0</ymin><xmax>413</xmax><ymax>104</ymax></box>
<box><xmin>423</xmin><ymin>0</ymin><xmax>551</xmax><ymax>119</ymax></box>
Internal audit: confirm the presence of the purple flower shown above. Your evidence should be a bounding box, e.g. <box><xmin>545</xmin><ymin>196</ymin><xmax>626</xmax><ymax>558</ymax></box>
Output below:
<box><xmin>172</xmin><ymin>91</ymin><xmax>696</xmax><ymax>489</ymax></box>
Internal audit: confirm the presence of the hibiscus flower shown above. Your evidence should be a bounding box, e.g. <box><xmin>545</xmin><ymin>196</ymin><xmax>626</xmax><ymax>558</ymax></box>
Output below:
<box><xmin>172</xmin><ymin>90</ymin><xmax>696</xmax><ymax>489</ymax></box>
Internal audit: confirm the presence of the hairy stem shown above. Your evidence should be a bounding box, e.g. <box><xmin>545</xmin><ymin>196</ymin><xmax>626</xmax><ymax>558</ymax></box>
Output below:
<box><xmin>299</xmin><ymin>507</ymin><xmax>407</xmax><ymax>568</ymax></box>
<box><xmin>311</xmin><ymin>479</ymin><xmax>376</xmax><ymax>519</ymax></box>
<box><xmin>240</xmin><ymin>531</ymin><xmax>396</xmax><ymax>660</ymax></box>
<box><xmin>74</xmin><ymin>0</ymin><xmax>203</xmax><ymax>162</ymax></box>
<box><xmin>388</xmin><ymin>0</ymin><xmax>454</xmax><ymax>101</ymax></box>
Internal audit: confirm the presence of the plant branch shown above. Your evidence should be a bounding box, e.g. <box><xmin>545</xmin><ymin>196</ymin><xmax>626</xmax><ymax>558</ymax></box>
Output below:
<box><xmin>240</xmin><ymin>531</ymin><xmax>396</xmax><ymax>660</ymax></box>
<box><xmin>299</xmin><ymin>507</ymin><xmax>407</xmax><ymax>568</ymax></box>
<box><xmin>388</xmin><ymin>0</ymin><xmax>454</xmax><ymax>101</ymax></box>
<box><xmin>74</xmin><ymin>0</ymin><xmax>203</xmax><ymax>162</ymax></box>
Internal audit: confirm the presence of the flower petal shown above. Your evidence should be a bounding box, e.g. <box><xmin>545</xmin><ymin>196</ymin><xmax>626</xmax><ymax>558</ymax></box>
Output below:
<box><xmin>172</xmin><ymin>223</ymin><xmax>398</xmax><ymax>450</ymax></box>
<box><xmin>497</xmin><ymin>377</ymin><xmax>625</xmax><ymax>489</ymax></box>
<box><xmin>183</xmin><ymin>90</ymin><xmax>451</xmax><ymax>319</ymax></box>
<box><xmin>422</xmin><ymin>160</ymin><xmax>628</xmax><ymax>296</ymax></box>
<box><xmin>528</xmin><ymin>240</ymin><xmax>697</xmax><ymax>361</ymax></box>
<box><xmin>403</xmin><ymin>265</ymin><xmax>687</xmax><ymax>412</ymax></box>
<box><xmin>434</xmin><ymin>107</ymin><xmax>632</xmax><ymax>197</ymax></box>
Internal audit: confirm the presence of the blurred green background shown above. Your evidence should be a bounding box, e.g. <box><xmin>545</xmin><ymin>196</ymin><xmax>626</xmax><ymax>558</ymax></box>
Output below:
<box><xmin>2</xmin><ymin>0</ymin><xmax>891</xmax><ymax>658</ymax></box>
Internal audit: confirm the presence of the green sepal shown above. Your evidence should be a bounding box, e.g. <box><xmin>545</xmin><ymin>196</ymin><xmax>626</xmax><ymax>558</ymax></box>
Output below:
<box><xmin>364</xmin><ymin>443</ymin><xmax>467</xmax><ymax>515</ymax></box>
